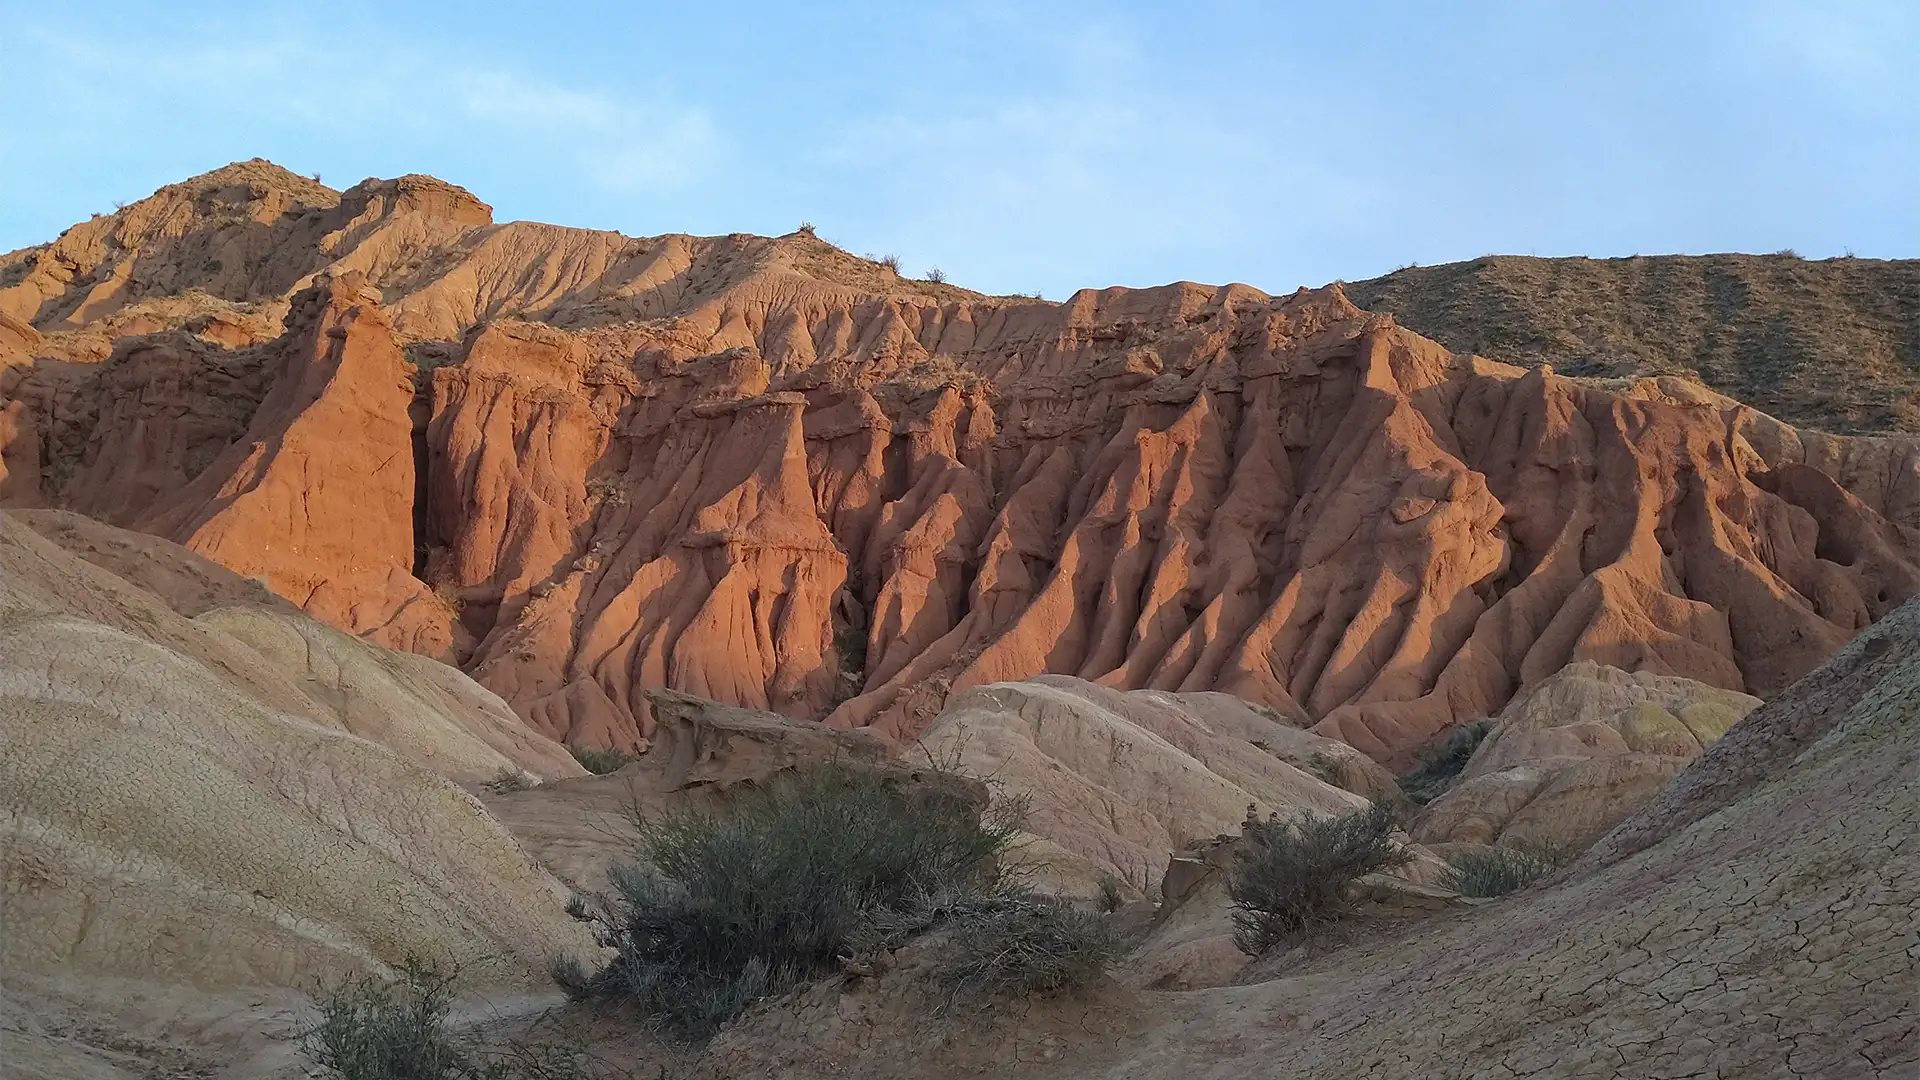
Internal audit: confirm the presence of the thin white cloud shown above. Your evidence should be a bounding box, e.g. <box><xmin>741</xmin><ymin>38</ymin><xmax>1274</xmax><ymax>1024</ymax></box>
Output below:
<box><xmin>812</xmin><ymin>29</ymin><xmax>1383</xmax><ymax>293</ymax></box>
<box><xmin>15</xmin><ymin>18</ymin><xmax>723</xmax><ymax>197</ymax></box>
<box><xmin>1743</xmin><ymin>0</ymin><xmax>1919</xmax><ymax>102</ymax></box>
<box><xmin>454</xmin><ymin>71</ymin><xmax>721</xmax><ymax>192</ymax></box>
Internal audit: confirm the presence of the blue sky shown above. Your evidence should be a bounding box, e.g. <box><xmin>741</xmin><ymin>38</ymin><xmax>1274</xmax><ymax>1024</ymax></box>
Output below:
<box><xmin>2</xmin><ymin>1</ymin><xmax>1913</xmax><ymax>297</ymax></box>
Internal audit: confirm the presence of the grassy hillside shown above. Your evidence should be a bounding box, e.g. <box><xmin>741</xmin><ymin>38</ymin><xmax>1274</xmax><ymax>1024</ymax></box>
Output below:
<box><xmin>1346</xmin><ymin>254</ymin><xmax>1919</xmax><ymax>434</ymax></box>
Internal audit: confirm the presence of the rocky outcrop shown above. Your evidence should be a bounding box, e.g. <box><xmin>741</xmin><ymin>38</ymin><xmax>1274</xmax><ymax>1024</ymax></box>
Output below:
<box><xmin>1411</xmin><ymin>663</ymin><xmax>1759</xmax><ymax>852</ymax></box>
<box><xmin>3</xmin><ymin>163</ymin><xmax>1915</xmax><ymax>767</ymax></box>
<box><xmin>918</xmin><ymin>676</ymin><xmax>1380</xmax><ymax>892</ymax></box>
<box><xmin>0</xmin><ymin>511</ymin><xmax>593</xmax><ymax>989</ymax></box>
<box><xmin>135</xmin><ymin>274</ymin><xmax>460</xmax><ymax>659</ymax></box>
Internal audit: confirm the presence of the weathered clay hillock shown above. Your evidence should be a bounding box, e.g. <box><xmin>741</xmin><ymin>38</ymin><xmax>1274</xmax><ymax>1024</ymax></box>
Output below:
<box><xmin>0</xmin><ymin>510</ymin><xmax>592</xmax><ymax>991</ymax></box>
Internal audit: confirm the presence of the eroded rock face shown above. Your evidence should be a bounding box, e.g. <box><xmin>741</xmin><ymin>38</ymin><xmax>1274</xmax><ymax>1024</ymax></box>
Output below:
<box><xmin>134</xmin><ymin>274</ymin><xmax>462</xmax><ymax>660</ymax></box>
<box><xmin>918</xmin><ymin>676</ymin><xmax>1376</xmax><ymax>892</ymax></box>
<box><xmin>4</xmin><ymin>162</ymin><xmax>1915</xmax><ymax>766</ymax></box>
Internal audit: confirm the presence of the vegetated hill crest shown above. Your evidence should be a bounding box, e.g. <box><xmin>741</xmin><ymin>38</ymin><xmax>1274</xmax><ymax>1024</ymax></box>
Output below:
<box><xmin>0</xmin><ymin>158</ymin><xmax>1008</xmax><ymax>351</ymax></box>
<box><xmin>0</xmin><ymin>160</ymin><xmax>1915</xmax><ymax>771</ymax></box>
<box><xmin>1346</xmin><ymin>252</ymin><xmax>1920</xmax><ymax>435</ymax></box>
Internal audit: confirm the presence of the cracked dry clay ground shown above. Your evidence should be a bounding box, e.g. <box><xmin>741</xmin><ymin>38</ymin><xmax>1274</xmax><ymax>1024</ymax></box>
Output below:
<box><xmin>702</xmin><ymin>602</ymin><xmax>1919</xmax><ymax>1080</ymax></box>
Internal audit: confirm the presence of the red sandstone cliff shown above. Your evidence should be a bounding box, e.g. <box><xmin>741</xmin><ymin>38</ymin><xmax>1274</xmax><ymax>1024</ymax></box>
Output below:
<box><xmin>3</xmin><ymin>161</ymin><xmax>1914</xmax><ymax>766</ymax></box>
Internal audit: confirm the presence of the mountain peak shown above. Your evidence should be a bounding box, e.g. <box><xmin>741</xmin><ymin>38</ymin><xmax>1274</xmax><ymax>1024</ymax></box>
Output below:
<box><xmin>172</xmin><ymin>158</ymin><xmax>341</xmax><ymax>206</ymax></box>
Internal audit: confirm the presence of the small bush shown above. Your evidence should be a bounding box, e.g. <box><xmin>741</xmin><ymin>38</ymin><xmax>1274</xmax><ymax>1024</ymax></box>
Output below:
<box><xmin>566</xmin><ymin>762</ymin><xmax>1026</xmax><ymax>1038</ymax></box>
<box><xmin>1095</xmin><ymin>874</ymin><xmax>1126</xmax><ymax>914</ymax></box>
<box><xmin>834</xmin><ymin>622</ymin><xmax>868</xmax><ymax>677</ymax></box>
<box><xmin>483</xmin><ymin>766</ymin><xmax>534</xmax><ymax>793</ymax></box>
<box><xmin>875</xmin><ymin>253</ymin><xmax>901</xmax><ymax>273</ymax></box>
<box><xmin>302</xmin><ymin>957</ymin><xmax>466</xmax><ymax>1080</ymax></box>
<box><xmin>433</xmin><ymin>582</ymin><xmax>466</xmax><ymax>615</ymax></box>
<box><xmin>1396</xmin><ymin>720</ymin><xmax>1491</xmax><ymax>804</ymax></box>
<box><xmin>1228</xmin><ymin>800</ymin><xmax>1411</xmax><ymax>956</ymax></box>
<box><xmin>302</xmin><ymin>957</ymin><xmax>601</xmax><ymax>1079</ymax></box>
<box><xmin>1443</xmin><ymin>845</ymin><xmax>1560</xmax><ymax>898</ymax></box>
<box><xmin>924</xmin><ymin>267</ymin><xmax>947</xmax><ymax>284</ymax></box>
<box><xmin>567</xmin><ymin>745</ymin><xmax>634</xmax><ymax>776</ymax></box>
<box><xmin>932</xmin><ymin>892</ymin><xmax>1122</xmax><ymax>1002</ymax></box>
<box><xmin>795</xmin><ymin>221</ymin><xmax>816</xmax><ymax>236</ymax></box>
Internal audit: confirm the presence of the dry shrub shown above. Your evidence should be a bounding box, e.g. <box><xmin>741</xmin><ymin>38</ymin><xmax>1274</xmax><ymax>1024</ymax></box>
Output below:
<box><xmin>1442</xmin><ymin>845</ymin><xmax>1562</xmax><ymax>897</ymax></box>
<box><xmin>1397</xmin><ymin>720</ymin><xmax>1491</xmax><ymax>804</ymax></box>
<box><xmin>1228</xmin><ymin>800</ymin><xmax>1411</xmax><ymax>956</ymax></box>
<box><xmin>302</xmin><ymin>957</ymin><xmax>603</xmax><ymax>1079</ymax></box>
<box><xmin>566</xmin><ymin>745</ymin><xmax>633</xmax><ymax>776</ymax></box>
<box><xmin>483</xmin><ymin>766</ymin><xmax>534</xmax><ymax>793</ymax></box>
<box><xmin>557</xmin><ymin>762</ymin><xmax>1113</xmax><ymax>1040</ymax></box>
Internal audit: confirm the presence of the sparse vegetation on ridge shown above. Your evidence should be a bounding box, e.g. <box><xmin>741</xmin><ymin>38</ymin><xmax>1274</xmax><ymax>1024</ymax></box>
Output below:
<box><xmin>1345</xmin><ymin>254</ymin><xmax>1920</xmax><ymax>434</ymax></box>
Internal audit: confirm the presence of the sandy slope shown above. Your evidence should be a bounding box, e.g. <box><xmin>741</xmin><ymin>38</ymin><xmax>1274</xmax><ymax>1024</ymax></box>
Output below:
<box><xmin>0</xmin><ymin>510</ymin><xmax>595</xmax><ymax>994</ymax></box>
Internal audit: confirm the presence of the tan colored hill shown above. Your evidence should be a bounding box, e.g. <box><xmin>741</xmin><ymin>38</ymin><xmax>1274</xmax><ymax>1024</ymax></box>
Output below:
<box><xmin>0</xmin><ymin>509</ymin><xmax>594</xmax><ymax>994</ymax></box>
<box><xmin>2</xmin><ymin>162</ymin><xmax>1916</xmax><ymax>775</ymax></box>
<box><xmin>1409</xmin><ymin>661</ymin><xmax>1760</xmax><ymax>852</ymax></box>
<box><xmin>919</xmin><ymin>676</ymin><xmax>1393</xmax><ymax>893</ymax></box>
<box><xmin>1346</xmin><ymin>253</ymin><xmax>1920</xmax><ymax>435</ymax></box>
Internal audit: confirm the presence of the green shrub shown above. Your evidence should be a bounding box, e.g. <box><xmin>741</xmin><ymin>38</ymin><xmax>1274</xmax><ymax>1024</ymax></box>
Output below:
<box><xmin>567</xmin><ymin>745</ymin><xmax>634</xmax><ymax>776</ymax></box>
<box><xmin>1228</xmin><ymin>800</ymin><xmax>1411</xmax><ymax>956</ymax></box>
<box><xmin>1095</xmin><ymin>873</ymin><xmax>1126</xmax><ymax>914</ymax></box>
<box><xmin>1443</xmin><ymin>845</ymin><xmax>1561</xmax><ymax>897</ymax></box>
<box><xmin>1396</xmin><ymin>720</ymin><xmax>1491</xmax><ymax>804</ymax></box>
<box><xmin>563</xmin><ymin>762</ymin><xmax>1030</xmax><ymax>1038</ymax></box>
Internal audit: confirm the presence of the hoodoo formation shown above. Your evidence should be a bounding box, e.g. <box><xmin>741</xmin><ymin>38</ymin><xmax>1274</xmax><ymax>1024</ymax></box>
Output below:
<box><xmin>3</xmin><ymin>161</ymin><xmax>1915</xmax><ymax>767</ymax></box>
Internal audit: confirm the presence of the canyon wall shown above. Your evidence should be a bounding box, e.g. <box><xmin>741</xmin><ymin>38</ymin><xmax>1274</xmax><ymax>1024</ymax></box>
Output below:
<box><xmin>4</xmin><ymin>162</ymin><xmax>1915</xmax><ymax>766</ymax></box>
